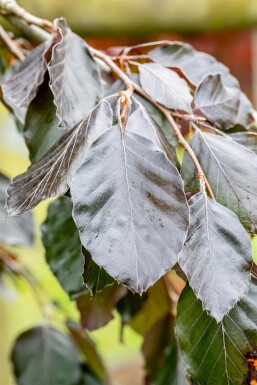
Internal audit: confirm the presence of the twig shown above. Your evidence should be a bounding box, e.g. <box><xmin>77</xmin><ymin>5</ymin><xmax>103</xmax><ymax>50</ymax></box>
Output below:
<box><xmin>0</xmin><ymin>24</ymin><xmax>25</xmax><ymax>60</ymax></box>
<box><xmin>0</xmin><ymin>2</ymin><xmax>216</xmax><ymax>200</ymax></box>
<box><xmin>0</xmin><ymin>0</ymin><xmax>54</xmax><ymax>31</ymax></box>
<box><xmin>91</xmin><ymin>49</ymin><xmax>215</xmax><ymax>199</ymax></box>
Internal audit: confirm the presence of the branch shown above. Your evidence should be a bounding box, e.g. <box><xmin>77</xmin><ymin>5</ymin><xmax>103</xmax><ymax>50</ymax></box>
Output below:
<box><xmin>0</xmin><ymin>1</ymin><xmax>216</xmax><ymax>200</ymax></box>
<box><xmin>0</xmin><ymin>0</ymin><xmax>54</xmax><ymax>30</ymax></box>
<box><xmin>91</xmin><ymin>48</ymin><xmax>216</xmax><ymax>200</ymax></box>
<box><xmin>0</xmin><ymin>24</ymin><xmax>25</xmax><ymax>60</ymax></box>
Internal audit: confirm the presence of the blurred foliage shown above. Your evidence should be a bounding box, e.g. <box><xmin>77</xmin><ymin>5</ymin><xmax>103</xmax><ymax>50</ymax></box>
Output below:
<box><xmin>1</xmin><ymin>0</ymin><xmax>257</xmax><ymax>35</ymax></box>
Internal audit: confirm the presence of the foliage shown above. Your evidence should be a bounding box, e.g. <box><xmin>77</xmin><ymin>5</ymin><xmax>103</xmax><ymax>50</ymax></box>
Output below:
<box><xmin>1</xmin><ymin>3</ymin><xmax>257</xmax><ymax>384</ymax></box>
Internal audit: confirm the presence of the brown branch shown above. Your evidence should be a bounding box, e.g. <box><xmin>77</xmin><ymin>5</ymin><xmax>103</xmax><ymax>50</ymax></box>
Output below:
<box><xmin>0</xmin><ymin>24</ymin><xmax>25</xmax><ymax>60</ymax></box>
<box><xmin>91</xmin><ymin>48</ymin><xmax>216</xmax><ymax>200</ymax></box>
<box><xmin>0</xmin><ymin>3</ymin><xmax>216</xmax><ymax>200</ymax></box>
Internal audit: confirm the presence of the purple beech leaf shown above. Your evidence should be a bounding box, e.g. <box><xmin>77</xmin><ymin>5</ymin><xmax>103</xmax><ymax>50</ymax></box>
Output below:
<box><xmin>2</xmin><ymin>38</ymin><xmax>52</xmax><ymax>123</ymax></box>
<box><xmin>148</xmin><ymin>42</ymin><xmax>229</xmax><ymax>86</ymax></box>
<box><xmin>48</xmin><ymin>18</ymin><xmax>102</xmax><ymax>127</ymax></box>
<box><xmin>139</xmin><ymin>63</ymin><xmax>193</xmax><ymax>113</ymax></box>
<box><xmin>230</xmin><ymin>131</ymin><xmax>257</xmax><ymax>153</ymax></box>
<box><xmin>194</xmin><ymin>73</ymin><xmax>241</xmax><ymax>129</ymax></box>
<box><xmin>6</xmin><ymin>98</ymin><xmax>114</xmax><ymax>216</ymax></box>
<box><xmin>179</xmin><ymin>192</ymin><xmax>252</xmax><ymax>322</ymax></box>
<box><xmin>0</xmin><ymin>173</ymin><xmax>34</xmax><ymax>246</ymax></box>
<box><xmin>24</xmin><ymin>78</ymin><xmax>65</xmax><ymax>163</ymax></box>
<box><xmin>128</xmin><ymin>97</ymin><xmax>177</xmax><ymax>164</ymax></box>
<box><xmin>176</xmin><ymin>277</ymin><xmax>257</xmax><ymax>385</ymax></box>
<box><xmin>71</xmin><ymin>124</ymin><xmax>189</xmax><ymax>293</ymax></box>
<box><xmin>181</xmin><ymin>131</ymin><xmax>257</xmax><ymax>233</ymax></box>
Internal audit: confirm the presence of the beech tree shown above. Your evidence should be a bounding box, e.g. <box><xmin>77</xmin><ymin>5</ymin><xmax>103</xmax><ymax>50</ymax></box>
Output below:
<box><xmin>1</xmin><ymin>1</ymin><xmax>257</xmax><ymax>384</ymax></box>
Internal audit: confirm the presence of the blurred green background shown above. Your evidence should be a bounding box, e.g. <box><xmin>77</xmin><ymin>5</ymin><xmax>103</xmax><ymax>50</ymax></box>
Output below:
<box><xmin>1</xmin><ymin>1</ymin><xmax>257</xmax><ymax>384</ymax></box>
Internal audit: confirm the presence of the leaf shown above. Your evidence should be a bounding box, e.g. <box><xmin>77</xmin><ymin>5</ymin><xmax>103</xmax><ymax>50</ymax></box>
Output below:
<box><xmin>67</xmin><ymin>323</ymin><xmax>106</xmax><ymax>380</ymax></box>
<box><xmin>148</xmin><ymin>42</ymin><xmax>229</xmax><ymax>86</ymax></box>
<box><xmin>235</xmin><ymin>92</ymin><xmax>254</xmax><ymax>127</ymax></box>
<box><xmin>181</xmin><ymin>131</ymin><xmax>257</xmax><ymax>232</ymax></box>
<box><xmin>178</xmin><ymin>192</ymin><xmax>252</xmax><ymax>321</ymax></box>
<box><xmin>75</xmin><ymin>283</ymin><xmax>126</xmax><ymax>330</ymax></box>
<box><xmin>48</xmin><ymin>18</ymin><xmax>102</xmax><ymax>127</ymax></box>
<box><xmin>128</xmin><ymin>97</ymin><xmax>178</xmax><ymax>165</ymax></box>
<box><xmin>176</xmin><ymin>277</ymin><xmax>257</xmax><ymax>385</ymax></box>
<box><xmin>82</xmin><ymin>248</ymin><xmax>114</xmax><ymax>295</ymax></box>
<box><xmin>133</xmin><ymin>94</ymin><xmax>179</xmax><ymax>165</ymax></box>
<box><xmin>129</xmin><ymin>279</ymin><xmax>170</xmax><ymax>335</ymax></box>
<box><xmin>139</xmin><ymin>63</ymin><xmax>193</xmax><ymax>113</ymax></box>
<box><xmin>230</xmin><ymin>131</ymin><xmax>257</xmax><ymax>154</ymax></box>
<box><xmin>24</xmin><ymin>76</ymin><xmax>65</xmax><ymax>163</ymax></box>
<box><xmin>7</xmin><ymin>98</ymin><xmax>113</xmax><ymax>216</ymax></box>
<box><xmin>41</xmin><ymin>196</ymin><xmax>84</xmax><ymax>296</ymax></box>
<box><xmin>194</xmin><ymin>73</ymin><xmax>241</xmax><ymax>129</ymax></box>
<box><xmin>71</xmin><ymin>124</ymin><xmax>189</xmax><ymax>293</ymax></box>
<box><xmin>2</xmin><ymin>39</ymin><xmax>52</xmax><ymax>123</ymax></box>
<box><xmin>143</xmin><ymin>314</ymin><xmax>188</xmax><ymax>385</ymax></box>
<box><xmin>11</xmin><ymin>326</ymin><xmax>81</xmax><ymax>385</ymax></box>
<box><xmin>0</xmin><ymin>173</ymin><xmax>34</xmax><ymax>246</ymax></box>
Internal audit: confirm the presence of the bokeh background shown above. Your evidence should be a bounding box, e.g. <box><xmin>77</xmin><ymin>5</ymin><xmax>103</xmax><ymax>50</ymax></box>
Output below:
<box><xmin>1</xmin><ymin>1</ymin><xmax>257</xmax><ymax>384</ymax></box>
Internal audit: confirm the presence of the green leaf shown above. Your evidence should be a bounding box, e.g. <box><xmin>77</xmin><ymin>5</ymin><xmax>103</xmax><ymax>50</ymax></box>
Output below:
<box><xmin>71</xmin><ymin>124</ymin><xmax>189</xmax><ymax>293</ymax></box>
<box><xmin>181</xmin><ymin>131</ymin><xmax>257</xmax><ymax>232</ymax></box>
<box><xmin>75</xmin><ymin>283</ymin><xmax>126</xmax><ymax>330</ymax></box>
<box><xmin>176</xmin><ymin>278</ymin><xmax>257</xmax><ymax>385</ymax></box>
<box><xmin>24</xmin><ymin>77</ymin><xmax>65</xmax><ymax>163</ymax></box>
<box><xmin>2</xmin><ymin>39</ymin><xmax>52</xmax><ymax>123</ymax></box>
<box><xmin>41</xmin><ymin>196</ymin><xmax>84</xmax><ymax>296</ymax></box>
<box><xmin>178</xmin><ymin>192</ymin><xmax>252</xmax><ymax>321</ymax></box>
<box><xmin>11</xmin><ymin>327</ymin><xmax>81</xmax><ymax>385</ymax></box>
<box><xmin>48</xmin><ymin>18</ymin><xmax>102</xmax><ymax>127</ymax></box>
<box><xmin>7</xmin><ymin>98</ymin><xmax>113</xmax><ymax>216</ymax></box>
<box><xmin>139</xmin><ymin>63</ymin><xmax>193</xmax><ymax>113</ymax></box>
<box><xmin>0</xmin><ymin>172</ymin><xmax>34</xmax><ymax>246</ymax></box>
<box><xmin>148</xmin><ymin>42</ymin><xmax>229</xmax><ymax>86</ymax></box>
<box><xmin>194</xmin><ymin>74</ymin><xmax>241</xmax><ymax>129</ymax></box>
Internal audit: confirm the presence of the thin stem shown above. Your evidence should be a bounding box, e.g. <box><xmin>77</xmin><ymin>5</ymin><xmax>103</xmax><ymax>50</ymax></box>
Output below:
<box><xmin>111</xmin><ymin>54</ymin><xmax>150</xmax><ymax>61</ymax></box>
<box><xmin>0</xmin><ymin>2</ymin><xmax>215</xmax><ymax>200</ymax></box>
<box><xmin>0</xmin><ymin>24</ymin><xmax>25</xmax><ymax>60</ymax></box>
<box><xmin>92</xmin><ymin>49</ymin><xmax>215</xmax><ymax>199</ymax></box>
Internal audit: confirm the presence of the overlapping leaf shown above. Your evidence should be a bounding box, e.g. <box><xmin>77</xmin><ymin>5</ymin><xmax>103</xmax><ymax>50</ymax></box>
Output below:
<box><xmin>82</xmin><ymin>248</ymin><xmax>114</xmax><ymax>295</ymax></box>
<box><xmin>178</xmin><ymin>192</ymin><xmax>252</xmax><ymax>321</ymax></box>
<box><xmin>148</xmin><ymin>42</ymin><xmax>229</xmax><ymax>86</ymax></box>
<box><xmin>181</xmin><ymin>131</ymin><xmax>257</xmax><ymax>232</ymax></box>
<box><xmin>71</xmin><ymin>124</ymin><xmax>189</xmax><ymax>293</ymax></box>
<box><xmin>2</xmin><ymin>39</ymin><xmax>52</xmax><ymax>123</ymax></box>
<box><xmin>230</xmin><ymin>131</ymin><xmax>257</xmax><ymax>153</ymax></box>
<box><xmin>139</xmin><ymin>63</ymin><xmax>193</xmax><ymax>113</ymax></box>
<box><xmin>24</xmin><ymin>77</ymin><xmax>65</xmax><ymax>163</ymax></box>
<box><xmin>0</xmin><ymin>173</ymin><xmax>34</xmax><ymax>246</ymax></box>
<box><xmin>12</xmin><ymin>327</ymin><xmax>81</xmax><ymax>385</ymax></box>
<box><xmin>67</xmin><ymin>323</ymin><xmax>106</xmax><ymax>381</ymax></box>
<box><xmin>48</xmin><ymin>18</ymin><xmax>102</xmax><ymax>127</ymax></box>
<box><xmin>42</xmin><ymin>196</ymin><xmax>84</xmax><ymax>296</ymax></box>
<box><xmin>75</xmin><ymin>283</ymin><xmax>126</xmax><ymax>330</ymax></box>
<box><xmin>7</xmin><ymin>98</ymin><xmax>113</xmax><ymax>216</ymax></box>
<box><xmin>176</xmin><ymin>278</ymin><xmax>257</xmax><ymax>385</ymax></box>
<box><xmin>194</xmin><ymin>74</ymin><xmax>241</xmax><ymax>129</ymax></box>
